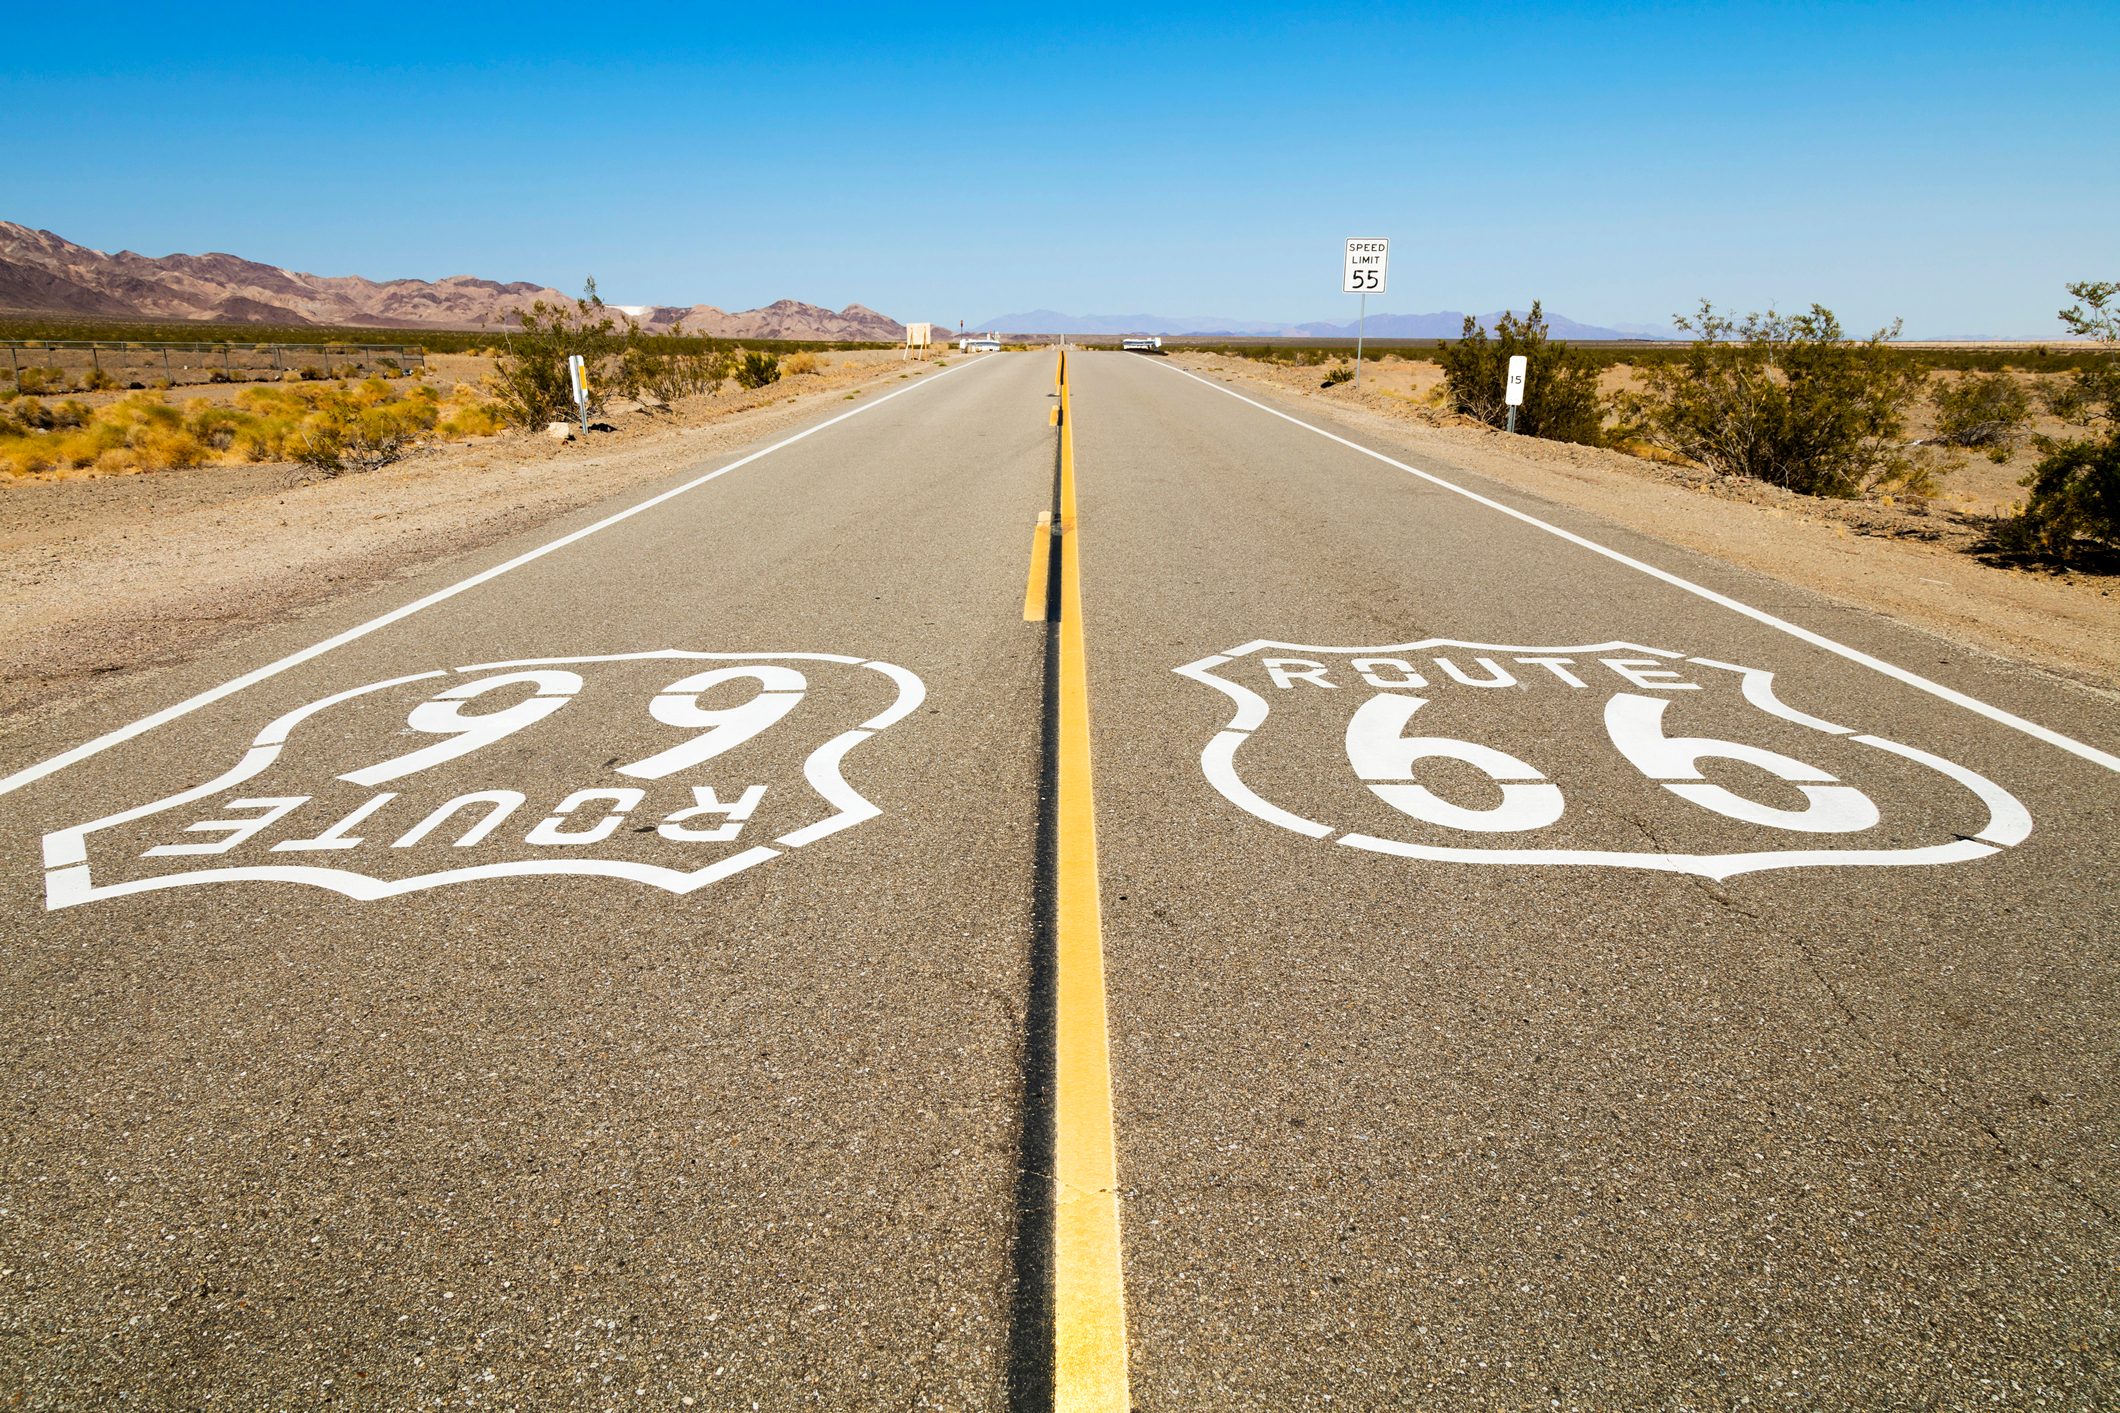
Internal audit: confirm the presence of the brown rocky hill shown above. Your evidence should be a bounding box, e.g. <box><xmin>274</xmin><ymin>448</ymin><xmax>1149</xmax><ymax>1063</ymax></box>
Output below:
<box><xmin>0</xmin><ymin>222</ymin><xmax>907</xmax><ymax>340</ymax></box>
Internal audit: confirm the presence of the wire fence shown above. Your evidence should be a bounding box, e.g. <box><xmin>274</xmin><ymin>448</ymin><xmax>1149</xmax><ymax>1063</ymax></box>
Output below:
<box><xmin>2</xmin><ymin>340</ymin><xmax>427</xmax><ymax>394</ymax></box>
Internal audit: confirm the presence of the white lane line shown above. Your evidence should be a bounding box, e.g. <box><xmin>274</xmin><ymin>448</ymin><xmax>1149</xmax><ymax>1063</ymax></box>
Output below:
<box><xmin>0</xmin><ymin>356</ymin><xmax>996</xmax><ymax>801</ymax></box>
<box><xmin>1152</xmin><ymin>359</ymin><xmax>2120</xmax><ymax>775</ymax></box>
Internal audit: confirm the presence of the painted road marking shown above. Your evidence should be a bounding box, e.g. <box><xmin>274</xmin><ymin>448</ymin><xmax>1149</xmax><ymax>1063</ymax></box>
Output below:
<box><xmin>1177</xmin><ymin>638</ymin><xmax>2030</xmax><ymax>881</ymax></box>
<box><xmin>1153</xmin><ymin>359</ymin><xmax>2120</xmax><ymax>776</ymax></box>
<box><xmin>41</xmin><ymin>651</ymin><xmax>926</xmax><ymax>908</ymax></box>
<box><xmin>0</xmin><ymin>356</ymin><xmax>997</xmax><ymax>803</ymax></box>
<box><xmin>1024</xmin><ymin>511</ymin><xmax>1054</xmax><ymax>622</ymax></box>
<box><xmin>1051</xmin><ymin>350</ymin><xmax>1131</xmax><ymax>1412</ymax></box>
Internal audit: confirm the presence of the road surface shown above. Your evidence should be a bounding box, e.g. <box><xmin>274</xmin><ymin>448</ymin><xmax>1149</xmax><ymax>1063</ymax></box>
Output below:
<box><xmin>1</xmin><ymin>349</ymin><xmax>2114</xmax><ymax>1410</ymax></box>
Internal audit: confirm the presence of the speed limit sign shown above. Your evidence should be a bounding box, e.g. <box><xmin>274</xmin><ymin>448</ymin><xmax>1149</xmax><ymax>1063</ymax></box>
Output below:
<box><xmin>1343</xmin><ymin>238</ymin><xmax>1388</xmax><ymax>294</ymax></box>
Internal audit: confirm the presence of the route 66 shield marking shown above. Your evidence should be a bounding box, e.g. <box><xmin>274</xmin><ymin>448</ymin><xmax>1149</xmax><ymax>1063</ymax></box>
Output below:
<box><xmin>41</xmin><ymin>650</ymin><xmax>925</xmax><ymax>909</ymax></box>
<box><xmin>1177</xmin><ymin>639</ymin><xmax>2031</xmax><ymax>881</ymax></box>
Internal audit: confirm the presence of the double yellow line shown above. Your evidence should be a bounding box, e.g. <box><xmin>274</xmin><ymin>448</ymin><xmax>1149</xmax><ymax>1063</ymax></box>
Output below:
<box><xmin>1048</xmin><ymin>349</ymin><xmax>1131</xmax><ymax>1410</ymax></box>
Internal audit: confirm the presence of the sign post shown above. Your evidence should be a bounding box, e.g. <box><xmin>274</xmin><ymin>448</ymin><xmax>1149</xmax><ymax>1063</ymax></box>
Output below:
<box><xmin>566</xmin><ymin>354</ymin><xmax>590</xmax><ymax>434</ymax></box>
<box><xmin>1342</xmin><ymin>237</ymin><xmax>1388</xmax><ymax>386</ymax></box>
<box><xmin>1504</xmin><ymin>353</ymin><xmax>1527</xmax><ymax>434</ymax></box>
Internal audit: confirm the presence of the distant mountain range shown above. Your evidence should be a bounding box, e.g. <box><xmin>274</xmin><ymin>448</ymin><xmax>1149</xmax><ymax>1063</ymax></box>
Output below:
<box><xmin>0</xmin><ymin>222</ymin><xmax>910</xmax><ymax>341</ymax></box>
<box><xmin>979</xmin><ymin>308</ymin><xmax>1675</xmax><ymax>340</ymax></box>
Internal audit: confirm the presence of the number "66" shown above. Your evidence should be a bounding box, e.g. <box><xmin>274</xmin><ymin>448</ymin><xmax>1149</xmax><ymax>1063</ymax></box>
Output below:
<box><xmin>341</xmin><ymin>667</ymin><xmax>806</xmax><ymax>788</ymax></box>
<box><xmin>1346</xmin><ymin>692</ymin><xmax>1881</xmax><ymax>835</ymax></box>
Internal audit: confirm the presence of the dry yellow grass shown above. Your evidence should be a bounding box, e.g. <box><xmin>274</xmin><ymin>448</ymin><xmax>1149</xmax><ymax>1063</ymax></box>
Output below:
<box><xmin>0</xmin><ymin>378</ymin><xmax>501</xmax><ymax>477</ymax></box>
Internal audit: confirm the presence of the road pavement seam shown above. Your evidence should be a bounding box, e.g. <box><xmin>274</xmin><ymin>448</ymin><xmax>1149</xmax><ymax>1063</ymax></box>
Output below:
<box><xmin>0</xmin><ymin>356</ymin><xmax>997</xmax><ymax>802</ymax></box>
<box><xmin>1152</xmin><ymin>357</ymin><xmax>2120</xmax><ymax>775</ymax></box>
<box><xmin>1050</xmin><ymin>349</ymin><xmax>1132</xmax><ymax>1413</ymax></box>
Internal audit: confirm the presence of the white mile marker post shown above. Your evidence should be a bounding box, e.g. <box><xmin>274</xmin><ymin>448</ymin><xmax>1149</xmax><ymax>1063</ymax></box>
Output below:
<box><xmin>1504</xmin><ymin>352</ymin><xmax>1527</xmax><ymax>434</ymax></box>
<box><xmin>567</xmin><ymin>353</ymin><xmax>590</xmax><ymax>435</ymax></box>
<box><xmin>1343</xmin><ymin>237</ymin><xmax>1387</xmax><ymax>386</ymax></box>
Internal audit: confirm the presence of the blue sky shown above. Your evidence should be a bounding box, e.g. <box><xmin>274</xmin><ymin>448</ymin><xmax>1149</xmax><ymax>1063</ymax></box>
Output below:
<box><xmin>6</xmin><ymin>2</ymin><xmax>2114</xmax><ymax>335</ymax></box>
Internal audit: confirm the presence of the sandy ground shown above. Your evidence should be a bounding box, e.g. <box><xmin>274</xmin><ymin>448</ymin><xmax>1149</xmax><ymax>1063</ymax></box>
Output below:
<box><xmin>1174</xmin><ymin>352</ymin><xmax>2120</xmax><ymax>692</ymax></box>
<box><xmin>0</xmin><ymin>349</ymin><xmax>942</xmax><ymax>740</ymax></box>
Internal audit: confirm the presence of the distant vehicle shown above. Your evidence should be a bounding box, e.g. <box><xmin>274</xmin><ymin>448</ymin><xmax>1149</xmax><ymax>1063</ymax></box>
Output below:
<box><xmin>1120</xmin><ymin>335</ymin><xmax>1164</xmax><ymax>354</ymax></box>
<box><xmin>959</xmin><ymin>337</ymin><xmax>1001</xmax><ymax>352</ymax></box>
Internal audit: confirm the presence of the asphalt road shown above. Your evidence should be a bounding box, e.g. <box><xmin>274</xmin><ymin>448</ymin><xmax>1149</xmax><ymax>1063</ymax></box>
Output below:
<box><xmin>0</xmin><ymin>353</ymin><xmax>1055</xmax><ymax>1409</ymax></box>
<box><xmin>2</xmin><ymin>348</ymin><xmax>2116</xmax><ymax>1410</ymax></box>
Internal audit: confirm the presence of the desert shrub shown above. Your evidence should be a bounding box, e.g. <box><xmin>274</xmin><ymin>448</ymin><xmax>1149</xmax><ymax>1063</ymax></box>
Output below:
<box><xmin>735</xmin><ymin>351</ymin><xmax>781</xmax><ymax>390</ymax></box>
<box><xmin>1998</xmin><ymin>435</ymin><xmax>2119</xmax><ymax>559</ymax></box>
<box><xmin>185</xmin><ymin>402</ymin><xmax>249</xmax><ymax>451</ymax></box>
<box><xmin>1633</xmin><ymin>302</ymin><xmax>1928</xmax><ymax>497</ymax></box>
<box><xmin>231</xmin><ymin>422</ymin><xmax>289</xmax><ymax>462</ymax></box>
<box><xmin>1438</xmin><ymin>302</ymin><xmax>1606</xmax><ymax>446</ymax></box>
<box><xmin>83</xmin><ymin>367</ymin><xmax>119</xmax><ymax>392</ymax></box>
<box><xmin>615</xmin><ymin>323</ymin><xmax>734</xmax><ymax>403</ymax></box>
<box><xmin>489</xmin><ymin>285</ymin><xmax>621</xmax><ymax>428</ymax></box>
<box><xmin>782</xmin><ymin>351</ymin><xmax>821</xmax><ymax>376</ymax></box>
<box><xmin>1932</xmin><ymin>372</ymin><xmax>2032</xmax><ymax>460</ymax></box>
<box><xmin>135</xmin><ymin>423</ymin><xmax>208</xmax><ymax>468</ymax></box>
<box><xmin>1997</xmin><ymin>281</ymin><xmax>2120</xmax><ymax>562</ymax></box>
<box><xmin>438</xmin><ymin>400</ymin><xmax>505</xmax><ymax>438</ymax></box>
<box><xmin>1321</xmin><ymin>363</ymin><xmax>1354</xmax><ymax>387</ymax></box>
<box><xmin>207</xmin><ymin>368</ymin><xmax>234</xmax><ymax>383</ymax></box>
<box><xmin>14</xmin><ymin>366</ymin><xmax>61</xmax><ymax>396</ymax></box>
<box><xmin>296</xmin><ymin>364</ymin><xmax>328</xmax><ymax>381</ymax></box>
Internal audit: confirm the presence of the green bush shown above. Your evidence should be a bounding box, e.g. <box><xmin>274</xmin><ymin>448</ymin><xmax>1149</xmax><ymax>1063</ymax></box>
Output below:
<box><xmin>1998</xmin><ymin>435</ymin><xmax>2119</xmax><ymax>559</ymax></box>
<box><xmin>615</xmin><ymin>322</ymin><xmax>735</xmax><ymax>403</ymax></box>
<box><xmin>489</xmin><ymin>285</ymin><xmax>621</xmax><ymax>429</ymax></box>
<box><xmin>735</xmin><ymin>351</ymin><xmax>781</xmax><ymax>390</ymax></box>
<box><xmin>1932</xmin><ymin>372</ymin><xmax>2032</xmax><ymax>461</ymax></box>
<box><xmin>1633</xmin><ymin>302</ymin><xmax>1929</xmax><ymax>497</ymax></box>
<box><xmin>1437</xmin><ymin>301</ymin><xmax>1606</xmax><ymax>446</ymax></box>
<box><xmin>1321</xmin><ymin>363</ymin><xmax>1353</xmax><ymax>387</ymax></box>
<box><xmin>1999</xmin><ymin>280</ymin><xmax>2120</xmax><ymax>562</ymax></box>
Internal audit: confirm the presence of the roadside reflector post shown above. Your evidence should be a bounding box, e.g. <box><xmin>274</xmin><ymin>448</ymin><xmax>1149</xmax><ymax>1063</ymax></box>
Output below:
<box><xmin>567</xmin><ymin>354</ymin><xmax>590</xmax><ymax>434</ymax></box>
<box><xmin>1504</xmin><ymin>353</ymin><xmax>1527</xmax><ymax>434</ymax></box>
<box><xmin>1342</xmin><ymin>236</ymin><xmax>1388</xmax><ymax>387</ymax></box>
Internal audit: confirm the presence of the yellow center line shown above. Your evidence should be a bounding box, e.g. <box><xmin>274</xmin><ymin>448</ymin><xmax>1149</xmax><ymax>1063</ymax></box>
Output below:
<box><xmin>1023</xmin><ymin>511</ymin><xmax>1053</xmax><ymax>622</ymax></box>
<box><xmin>1051</xmin><ymin>347</ymin><xmax>1131</xmax><ymax>1411</ymax></box>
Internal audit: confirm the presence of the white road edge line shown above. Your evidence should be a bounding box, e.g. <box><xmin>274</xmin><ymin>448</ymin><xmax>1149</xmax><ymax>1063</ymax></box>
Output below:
<box><xmin>1152</xmin><ymin>358</ymin><xmax>2120</xmax><ymax>775</ymax></box>
<box><xmin>0</xmin><ymin>355</ymin><xmax>995</xmax><ymax>801</ymax></box>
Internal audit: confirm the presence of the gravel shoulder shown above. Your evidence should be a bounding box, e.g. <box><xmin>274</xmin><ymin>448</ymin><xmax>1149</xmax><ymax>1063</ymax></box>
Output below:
<box><xmin>0</xmin><ymin>351</ymin><xmax>941</xmax><ymax>743</ymax></box>
<box><xmin>1172</xmin><ymin>351</ymin><xmax>2120</xmax><ymax>692</ymax></box>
